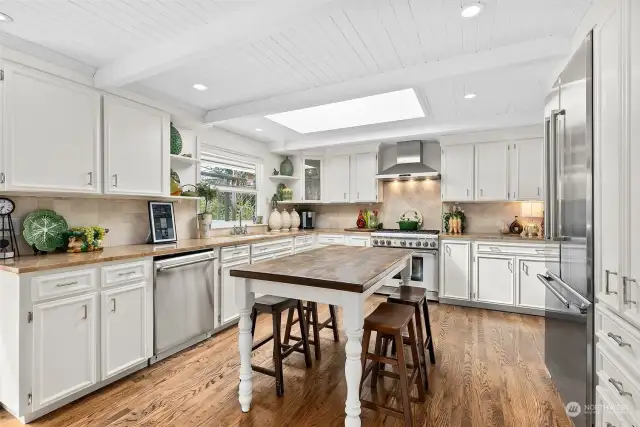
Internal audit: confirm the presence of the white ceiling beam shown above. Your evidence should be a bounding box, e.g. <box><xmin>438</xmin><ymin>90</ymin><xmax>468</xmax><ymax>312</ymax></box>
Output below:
<box><xmin>204</xmin><ymin>36</ymin><xmax>570</xmax><ymax>124</ymax></box>
<box><xmin>93</xmin><ymin>0</ymin><xmax>341</xmax><ymax>88</ymax></box>
<box><xmin>266</xmin><ymin>113</ymin><xmax>542</xmax><ymax>153</ymax></box>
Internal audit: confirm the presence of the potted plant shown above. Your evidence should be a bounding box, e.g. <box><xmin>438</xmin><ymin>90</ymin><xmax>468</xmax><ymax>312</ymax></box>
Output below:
<box><xmin>196</xmin><ymin>182</ymin><xmax>218</xmax><ymax>238</ymax></box>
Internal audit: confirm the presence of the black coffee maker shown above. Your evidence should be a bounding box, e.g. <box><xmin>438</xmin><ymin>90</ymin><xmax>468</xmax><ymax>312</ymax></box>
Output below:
<box><xmin>300</xmin><ymin>210</ymin><xmax>315</xmax><ymax>229</ymax></box>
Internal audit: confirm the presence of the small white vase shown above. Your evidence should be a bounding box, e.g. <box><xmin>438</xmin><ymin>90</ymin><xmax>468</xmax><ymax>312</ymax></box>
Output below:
<box><xmin>290</xmin><ymin>208</ymin><xmax>301</xmax><ymax>229</ymax></box>
<box><xmin>280</xmin><ymin>210</ymin><xmax>291</xmax><ymax>231</ymax></box>
<box><xmin>199</xmin><ymin>219</ymin><xmax>211</xmax><ymax>238</ymax></box>
<box><xmin>268</xmin><ymin>208</ymin><xmax>282</xmax><ymax>232</ymax></box>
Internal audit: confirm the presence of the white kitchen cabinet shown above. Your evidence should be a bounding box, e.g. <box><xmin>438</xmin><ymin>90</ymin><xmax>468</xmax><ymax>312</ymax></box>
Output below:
<box><xmin>351</xmin><ymin>153</ymin><xmax>379</xmax><ymax>202</ymax></box>
<box><xmin>32</xmin><ymin>293</ymin><xmax>98</xmax><ymax>410</ymax></box>
<box><xmin>103</xmin><ymin>95</ymin><xmax>169</xmax><ymax>197</ymax></box>
<box><xmin>441</xmin><ymin>145</ymin><xmax>474</xmax><ymax>201</ymax></box>
<box><xmin>474</xmin><ymin>254</ymin><xmax>514</xmax><ymax>305</ymax></box>
<box><xmin>510</xmin><ymin>139</ymin><xmax>544</xmax><ymax>200</ymax></box>
<box><xmin>440</xmin><ymin>241</ymin><xmax>470</xmax><ymax>300</ymax></box>
<box><xmin>3</xmin><ymin>62</ymin><xmax>101</xmax><ymax>193</ymax></box>
<box><xmin>100</xmin><ymin>282</ymin><xmax>148</xmax><ymax>380</ymax></box>
<box><xmin>326</xmin><ymin>155</ymin><xmax>351</xmax><ymax>202</ymax></box>
<box><xmin>303</xmin><ymin>157</ymin><xmax>323</xmax><ymax>201</ymax></box>
<box><xmin>221</xmin><ymin>259</ymin><xmax>249</xmax><ymax>325</ymax></box>
<box><xmin>475</xmin><ymin>142</ymin><xmax>509</xmax><ymax>201</ymax></box>
<box><xmin>516</xmin><ymin>258</ymin><xmax>566</xmax><ymax>311</ymax></box>
<box><xmin>347</xmin><ymin>235</ymin><xmax>371</xmax><ymax>247</ymax></box>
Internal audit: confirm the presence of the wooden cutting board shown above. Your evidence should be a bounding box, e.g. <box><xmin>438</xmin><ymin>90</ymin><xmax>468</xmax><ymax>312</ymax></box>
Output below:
<box><xmin>344</xmin><ymin>228</ymin><xmax>378</xmax><ymax>232</ymax></box>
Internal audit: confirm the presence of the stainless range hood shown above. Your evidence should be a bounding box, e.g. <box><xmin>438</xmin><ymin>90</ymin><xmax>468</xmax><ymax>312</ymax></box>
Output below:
<box><xmin>376</xmin><ymin>140</ymin><xmax>441</xmax><ymax>181</ymax></box>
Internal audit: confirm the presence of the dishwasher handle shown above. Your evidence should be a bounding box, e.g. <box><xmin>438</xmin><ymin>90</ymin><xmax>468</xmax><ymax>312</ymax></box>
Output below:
<box><xmin>156</xmin><ymin>256</ymin><xmax>215</xmax><ymax>272</ymax></box>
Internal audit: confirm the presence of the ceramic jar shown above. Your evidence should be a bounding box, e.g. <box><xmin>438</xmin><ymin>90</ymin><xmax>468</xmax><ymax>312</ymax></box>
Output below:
<box><xmin>280</xmin><ymin>210</ymin><xmax>291</xmax><ymax>231</ymax></box>
<box><xmin>268</xmin><ymin>208</ymin><xmax>282</xmax><ymax>232</ymax></box>
<box><xmin>199</xmin><ymin>213</ymin><xmax>212</xmax><ymax>238</ymax></box>
<box><xmin>290</xmin><ymin>208</ymin><xmax>301</xmax><ymax>229</ymax></box>
<box><xmin>280</xmin><ymin>156</ymin><xmax>294</xmax><ymax>176</ymax></box>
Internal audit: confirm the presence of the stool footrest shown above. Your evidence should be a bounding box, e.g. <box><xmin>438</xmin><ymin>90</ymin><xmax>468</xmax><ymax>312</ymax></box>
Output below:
<box><xmin>252</xmin><ymin>335</ymin><xmax>273</xmax><ymax>351</ymax></box>
<box><xmin>252</xmin><ymin>365</ymin><xmax>276</xmax><ymax>377</ymax></box>
<box><xmin>360</xmin><ymin>399</ymin><xmax>404</xmax><ymax>419</ymax></box>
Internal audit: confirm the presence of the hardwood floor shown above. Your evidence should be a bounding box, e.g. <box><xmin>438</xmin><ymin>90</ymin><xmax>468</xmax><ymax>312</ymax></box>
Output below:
<box><xmin>0</xmin><ymin>296</ymin><xmax>572</xmax><ymax>427</ymax></box>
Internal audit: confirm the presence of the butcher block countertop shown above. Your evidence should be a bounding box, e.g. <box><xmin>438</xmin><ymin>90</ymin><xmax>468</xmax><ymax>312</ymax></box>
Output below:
<box><xmin>230</xmin><ymin>246</ymin><xmax>413</xmax><ymax>293</ymax></box>
<box><xmin>0</xmin><ymin>229</ymin><xmax>374</xmax><ymax>275</ymax></box>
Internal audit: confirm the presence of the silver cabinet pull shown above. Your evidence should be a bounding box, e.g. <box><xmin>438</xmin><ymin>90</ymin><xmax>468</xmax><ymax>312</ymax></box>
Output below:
<box><xmin>113</xmin><ymin>174</ymin><xmax>118</xmax><ymax>187</ymax></box>
<box><xmin>489</xmin><ymin>247</ymin><xmax>501</xmax><ymax>252</ymax></box>
<box><xmin>445</xmin><ymin>245</ymin><xmax>451</xmax><ymax>256</ymax></box>
<box><xmin>357</xmin><ymin>191</ymin><xmax>359</xmax><ymax>199</ymax></box>
<box><xmin>0</xmin><ymin>172</ymin><xmax>5</xmax><ymax>184</ymax></box>
<box><xmin>480</xmin><ymin>188</ymin><xmax>484</xmax><ymax>196</ymax></box>
<box><xmin>607</xmin><ymin>332</ymin><xmax>631</xmax><ymax>348</ymax></box>
<box><xmin>605</xmin><ymin>423</ymin><xmax>615</xmax><ymax>427</ymax></box>
<box><xmin>605</xmin><ymin>270</ymin><xmax>618</xmax><ymax>295</ymax></box>
<box><xmin>82</xmin><ymin>304</ymin><xmax>88</xmax><ymax>320</ymax></box>
<box><xmin>88</xmin><ymin>171</ymin><xmax>93</xmax><ymax>186</ymax></box>
<box><xmin>523</xmin><ymin>263</ymin><xmax>529</xmax><ymax>276</ymax></box>
<box><xmin>537</xmin><ymin>187</ymin><xmax>540</xmax><ymax>196</ymax></box>
<box><xmin>608</xmin><ymin>378</ymin><xmax>632</xmax><ymax>397</ymax></box>
<box><xmin>111</xmin><ymin>298</ymin><xmax>116</xmax><ymax>313</ymax></box>
<box><xmin>466</xmin><ymin>189</ymin><xmax>469</xmax><ymax>197</ymax></box>
<box><xmin>623</xmin><ymin>277</ymin><xmax>637</xmax><ymax>306</ymax></box>
<box><xmin>56</xmin><ymin>281</ymin><xmax>78</xmax><ymax>288</ymax></box>
<box><xmin>508</xmin><ymin>261</ymin><xmax>513</xmax><ymax>272</ymax></box>
<box><xmin>535</xmin><ymin>248</ymin><xmax>549</xmax><ymax>254</ymax></box>
<box><xmin>343</xmin><ymin>192</ymin><xmax>346</xmax><ymax>200</ymax></box>
<box><xmin>117</xmin><ymin>271</ymin><xmax>136</xmax><ymax>277</ymax></box>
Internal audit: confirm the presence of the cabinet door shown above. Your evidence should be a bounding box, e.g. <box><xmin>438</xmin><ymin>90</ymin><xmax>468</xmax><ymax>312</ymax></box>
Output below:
<box><xmin>475</xmin><ymin>142</ymin><xmax>509</xmax><ymax>201</ymax></box>
<box><xmin>440</xmin><ymin>241</ymin><xmax>470</xmax><ymax>300</ymax></box>
<box><xmin>221</xmin><ymin>260</ymin><xmax>249</xmax><ymax>325</ymax></box>
<box><xmin>352</xmin><ymin>153</ymin><xmax>378</xmax><ymax>202</ymax></box>
<box><xmin>32</xmin><ymin>293</ymin><xmax>98</xmax><ymax>410</ymax></box>
<box><xmin>511</xmin><ymin>139</ymin><xmax>544</xmax><ymax>200</ymax></box>
<box><xmin>327</xmin><ymin>155</ymin><xmax>350</xmax><ymax>202</ymax></box>
<box><xmin>101</xmin><ymin>282</ymin><xmax>148</xmax><ymax>380</ymax></box>
<box><xmin>595</xmin><ymin>4</ymin><xmax>623</xmax><ymax>313</ymax></box>
<box><xmin>103</xmin><ymin>95</ymin><xmax>169</xmax><ymax>196</ymax></box>
<box><xmin>441</xmin><ymin>145</ymin><xmax>474</xmax><ymax>201</ymax></box>
<box><xmin>516</xmin><ymin>258</ymin><xmax>564</xmax><ymax>311</ymax></box>
<box><xmin>4</xmin><ymin>63</ymin><xmax>100</xmax><ymax>193</ymax></box>
<box><xmin>348</xmin><ymin>236</ymin><xmax>370</xmax><ymax>247</ymax></box>
<box><xmin>474</xmin><ymin>255</ymin><xmax>514</xmax><ymax>305</ymax></box>
<box><xmin>303</xmin><ymin>158</ymin><xmax>323</xmax><ymax>201</ymax></box>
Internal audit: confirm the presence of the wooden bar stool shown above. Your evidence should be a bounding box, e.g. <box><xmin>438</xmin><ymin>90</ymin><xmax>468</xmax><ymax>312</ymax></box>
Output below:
<box><xmin>359</xmin><ymin>302</ymin><xmax>426</xmax><ymax>427</ymax></box>
<box><xmin>250</xmin><ymin>296</ymin><xmax>312</xmax><ymax>397</ymax></box>
<box><xmin>283</xmin><ymin>301</ymin><xmax>339</xmax><ymax>360</ymax></box>
<box><xmin>386</xmin><ymin>286</ymin><xmax>436</xmax><ymax>389</ymax></box>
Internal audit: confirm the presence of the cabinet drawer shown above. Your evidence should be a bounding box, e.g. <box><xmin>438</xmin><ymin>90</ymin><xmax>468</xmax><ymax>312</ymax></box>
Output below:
<box><xmin>596</xmin><ymin>386</ymin><xmax>635</xmax><ymax>427</ymax></box>
<box><xmin>597</xmin><ymin>306</ymin><xmax>640</xmax><ymax>377</ymax></box>
<box><xmin>101</xmin><ymin>261</ymin><xmax>148</xmax><ymax>288</ymax></box>
<box><xmin>295</xmin><ymin>234</ymin><xmax>315</xmax><ymax>248</ymax></box>
<box><xmin>596</xmin><ymin>344</ymin><xmax>640</xmax><ymax>423</ymax></box>
<box><xmin>251</xmin><ymin>238</ymin><xmax>293</xmax><ymax>256</ymax></box>
<box><xmin>476</xmin><ymin>242</ymin><xmax>559</xmax><ymax>257</ymax></box>
<box><xmin>318</xmin><ymin>234</ymin><xmax>345</xmax><ymax>245</ymax></box>
<box><xmin>221</xmin><ymin>245</ymin><xmax>250</xmax><ymax>263</ymax></box>
<box><xmin>31</xmin><ymin>268</ymin><xmax>98</xmax><ymax>301</ymax></box>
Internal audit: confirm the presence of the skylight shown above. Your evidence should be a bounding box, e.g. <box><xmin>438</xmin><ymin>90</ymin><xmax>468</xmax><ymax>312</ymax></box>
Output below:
<box><xmin>265</xmin><ymin>89</ymin><xmax>425</xmax><ymax>134</ymax></box>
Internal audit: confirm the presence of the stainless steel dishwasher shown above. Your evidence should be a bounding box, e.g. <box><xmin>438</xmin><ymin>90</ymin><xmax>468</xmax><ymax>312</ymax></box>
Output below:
<box><xmin>151</xmin><ymin>250</ymin><xmax>217</xmax><ymax>364</ymax></box>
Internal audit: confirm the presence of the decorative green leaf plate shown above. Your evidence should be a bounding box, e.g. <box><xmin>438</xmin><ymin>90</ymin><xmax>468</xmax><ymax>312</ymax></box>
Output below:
<box><xmin>23</xmin><ymin>210</ymin><xmax>68</xmax><ymax>252</ymax></box>
<box><xmin>170</xmin><ymin>124</ymin><xmax>183</xmax><ymax>155</ymax></box>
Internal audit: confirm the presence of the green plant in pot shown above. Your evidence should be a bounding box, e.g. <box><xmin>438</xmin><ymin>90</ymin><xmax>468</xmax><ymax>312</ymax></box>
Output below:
<box><xmin>196</xmin><ymin>182</ymin><xmax>218</xmax><ymax>238</ymax></box>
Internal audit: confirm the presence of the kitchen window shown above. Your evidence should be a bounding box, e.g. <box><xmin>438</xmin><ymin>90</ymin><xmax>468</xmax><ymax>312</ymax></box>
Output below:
<box><xmin>200</xmin><ymin>151</ymin><xmax>261</xmax><ymax>228</ymax></box>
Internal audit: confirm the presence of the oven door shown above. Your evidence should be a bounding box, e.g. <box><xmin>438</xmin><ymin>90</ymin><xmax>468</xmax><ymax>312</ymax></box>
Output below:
<box><xmin>391</xmin><ymin>250</ymin><xmax>438</xmax><ymax>294</ymax></box>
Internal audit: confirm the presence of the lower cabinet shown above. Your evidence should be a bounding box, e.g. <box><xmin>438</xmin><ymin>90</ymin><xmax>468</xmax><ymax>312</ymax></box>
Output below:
<box><xmin>474</xmin><ymin>255</ymin><xmax>514</xmax><ymax>305</ymax></box>
<box><xmin>32</xmin><ymin>293</ymin><xmax>98</xmax><ymax>410</ymax></box>
<box><xmin>440</xmin><ymin>241</ymin><xmax>471</xmax><ymax>300</ymax></box>
<box><xmin>347</xmin><ymin>236</ymin><xmax>371</xmax><ymax>247</ymax></box>
<box><xmin>221</xmin><ymin>259</ymin><xmax>250</xmax><ymax>325</ymax></box>
<box><xmin>101</xmin><ymin>282</ymin><xmax>148</xmax><ymax>380</ymax></box>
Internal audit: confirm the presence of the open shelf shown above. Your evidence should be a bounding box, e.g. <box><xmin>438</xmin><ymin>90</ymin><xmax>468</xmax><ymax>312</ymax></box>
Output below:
<box><xmin>170</xmin><ymin>154</ymin><xmax>201</xmax><ymax>166</ymax></box>
<box><xmin>269</xmin><ymin>175</ymin><xmax>299</xmax><ymax>182</ymax></box>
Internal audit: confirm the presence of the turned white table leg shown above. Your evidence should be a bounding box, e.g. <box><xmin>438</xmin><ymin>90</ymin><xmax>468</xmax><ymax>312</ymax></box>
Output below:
<box><xmin>400</xmin><ymin>257</ymin><xmax>411</xmax><ymax>286</ymax></box>
<box><xmin>236</xmin><ymin>278</ymin><xmax>255</xmax><ymax>413</ymax></box>
<box><xmin>342</xmin><ymin>297</ymin><xmax>365</xmax><ymax>427</ymax></box>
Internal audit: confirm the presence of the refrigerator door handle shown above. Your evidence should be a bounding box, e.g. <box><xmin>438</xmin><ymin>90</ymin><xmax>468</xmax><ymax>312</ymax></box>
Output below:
<box><xmin>537</xmin><ymin>274</ymin><xmax>571</xmax><ymax>309</ymax></box>
<box><xmin>546</xmin><ymin>270</ymin><xmax>592</xmax><ymax>313</ymax></box>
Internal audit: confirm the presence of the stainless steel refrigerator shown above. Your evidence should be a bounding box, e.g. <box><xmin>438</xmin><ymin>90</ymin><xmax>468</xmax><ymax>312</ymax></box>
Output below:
<box><xmin>539</xmin><ymin>31</ymin><xmax>594</xmax><ymax>426</ymax></box>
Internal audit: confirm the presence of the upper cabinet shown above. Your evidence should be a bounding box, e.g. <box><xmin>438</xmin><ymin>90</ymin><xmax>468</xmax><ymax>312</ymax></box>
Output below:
<box><xmin>441</xmin><ymin>144</ymin><xmax>474</xmax><ymax>202</ymax></box>
<box><xmin>510</xmin><ymin>139</ymin><xmax>544</xmax><ymax>200</ymax></box>
<box><xmin>3</xmin><ymin>63</ymin><xmax>101</xmax><ymax>193</ymax></box>
<box><xmin>326</xmin><ymin>155</ymin><xmax>350</xmax><ymax>202</ymax></box>
<box><xmin>474</xmin><ymin>142</ymin><xmax>509</xmax><ymax>201</ymax></box>
<box><xmin>351</xmin><ymin>152</ymin><xmax>379</xmax><ymax>203</ymax></box>
<box><xmin>303</xmin><ymin>158</ymin><xmax>323</xmax><ymax>201</ymax></box>
<box><xmin>103</xmin><ymin>95</ymin><xmax>169</xmax><ymax>197</ymax></box>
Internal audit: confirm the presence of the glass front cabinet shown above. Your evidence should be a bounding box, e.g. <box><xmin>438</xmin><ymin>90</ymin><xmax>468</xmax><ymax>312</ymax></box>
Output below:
<box><xmin>303</xmin><ymin>157</ymin><xmax>323</xmax><ymax>201</ymax></box>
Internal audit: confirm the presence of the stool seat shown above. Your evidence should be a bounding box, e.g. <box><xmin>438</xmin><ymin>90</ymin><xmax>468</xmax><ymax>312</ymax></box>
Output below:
<box><xmin>365</xmin><ymin>303</ymin><xmax>414</xmax><ymax>332</ymax></box>
<box><xmin>388</xmin><ymin>286</ymin><xmax>428</xmax><ymax>304</ymax></box>
<box><xmin>254</xmin><ymin>295</ymin><xmax>298</xmax><ymax>311</ymax></box>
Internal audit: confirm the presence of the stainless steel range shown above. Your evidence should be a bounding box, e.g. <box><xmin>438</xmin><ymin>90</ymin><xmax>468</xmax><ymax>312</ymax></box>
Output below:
<box><xmin>372</xmin><ymin>229</ymin><xmax>439</xmax><ymax>300</ymax></box>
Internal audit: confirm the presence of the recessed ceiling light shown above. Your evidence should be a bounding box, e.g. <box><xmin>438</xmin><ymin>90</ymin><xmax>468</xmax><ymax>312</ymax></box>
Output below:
<box><xmin>0</xmin><ymin>12</ymin><xmax>14</xmax><ymax>22</ymax></box>
<box><xmin>265</xmin><ymin>89</ymin><xmax>425</xmax><ymax>134</ymax></box>
<box><xmin>464</xmin><ymin>92</ymin><xmax>477</xmax><ymax>99</ymax></box>
<box><xmin>192</xmin><ymin>83</ymin><xmax>208</xmax><ymax>91</ymax></box>
<box><xmin>461</xmin><ymin>3</ymin><xmax>483</xmax><ymax>18</ymax></box>
<box><xmin>255</xmin><ymin>128</ymin><xmax>263</xmax><ymax>132</ymax></box>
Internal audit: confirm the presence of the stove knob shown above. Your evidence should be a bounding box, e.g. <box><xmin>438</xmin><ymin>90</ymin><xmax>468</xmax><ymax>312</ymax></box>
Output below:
<box><xmin>400</xmin><ymin>241</ymin><xmax>406</xmax><ymax>246</ymax></box>
<box><xmin>386</xmin><ymin>240</ymin><xmax>391</xmax><ymax>245</ymax></box>
<box><xmin>430</xmin><ymin>241</ymin><xmax>437</xmax><ymax>248</ymax></box>
<box><xmin>408</xmin><ymin>241</ymin><xmax>413</xmax><ymax>247</ymax></box>
<box><xmin>373</xmin><ymin>239</ymin><xmax>378</xmax><ymax>245</ymax></box>
<box><xmin>415</xmin><ymin>241</ymin><xmax>421</xmax><ymax>247</ymax></box>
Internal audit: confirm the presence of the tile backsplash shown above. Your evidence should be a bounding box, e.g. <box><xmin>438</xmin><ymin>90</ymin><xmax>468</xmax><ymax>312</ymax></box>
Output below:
<box><xmin>8</xmin><ymin>196</ymin><xmax>199</xmax><ymax>255</ymax></box>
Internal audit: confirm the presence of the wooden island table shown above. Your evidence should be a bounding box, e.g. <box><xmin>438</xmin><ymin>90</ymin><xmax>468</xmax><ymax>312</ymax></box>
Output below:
<box><xmin>230</xmin><ymin>245</ymin><xmax>414</xmax><ymax>427</ymax></box>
